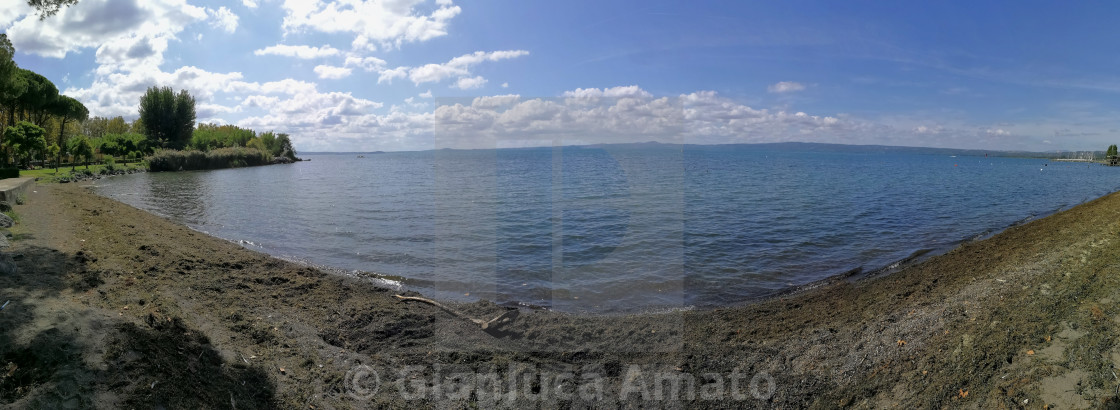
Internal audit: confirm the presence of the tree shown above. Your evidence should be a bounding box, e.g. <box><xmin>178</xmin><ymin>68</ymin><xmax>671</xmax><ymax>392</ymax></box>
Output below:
<box><xmin>275</xmin><ymin>133</ymin><xmax>297</xmax><ymax>160</ymax></box>
<box><xmin>259</xmin><ymin>131</ymin><xmax>277</xmax><ymax>154</ymax></box>
<box><xmin>51</xmin><ymin>95</ymin><xmax>87</xmax><ymax>171</ymax></box>
<box><xmin>27</xmin><ymin>0</ymin><xmax>79</xmax><ymax>19</ymax></box>
<box><xmin>14</xmin><ymin>69</ymin><xmax>59</xmax><ymax>126</ymax></box>
<box><xmin>129</xmin><ymin>117</ymin><xmax>144</xmax><ymax>135</ymax></box>
<box><xmin>1108</xmin><ymin>144</ymin><xmax>1118</xmax><ymax>158</ymax></box>
<box><xmin>0</xmin><ymin>34</ymin><xmax>20</xmax><ymax>164</ymax></box>
<box><xmin>0</xmin><ymin>35</ymin><xmax>14</xmax><ymax>93</ymax></box>
<box><xmin>105</xmin><ymin>116</ymin><xmax>128</xmax><ymax>134</ymax></box>
<box><xmin>68</xmin><ymin>135</ymin><xmax>93</xmax><ymax>170</ymax></box>
<box><xmin>0</xmin><ymin>34</ymin><xmax>17</xmax><ymax>126</ymax></box>
<box><xmin>4</xmin><ymin>121</ymin><xmax>46</xmax><ymax>168</ymax></box>
<box><xmin>138</xmin><ymin>86</ymin><xmax>195</xmax><ymax>150</ymax></box>
<box><xmin>47</xmin><ymin>143</ymin><xmax>60</xmax><ymax>171</ymax></box>
<box><xmin>246</xmin><ymin>136</ymin><xmax>268</xmax><ymax>153</ymax></box>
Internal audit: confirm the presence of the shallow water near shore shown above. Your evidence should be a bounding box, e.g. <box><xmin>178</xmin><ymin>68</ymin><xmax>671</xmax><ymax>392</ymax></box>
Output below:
<box><xmin>91</xmin><ymin>145</ymin><xmax>1120</xmax><ymax>312</ymax></box>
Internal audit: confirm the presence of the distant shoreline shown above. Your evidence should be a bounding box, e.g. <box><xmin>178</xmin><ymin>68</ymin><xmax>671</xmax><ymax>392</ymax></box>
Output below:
<box><xmin>301</xmin><ymin>140</ymin><xmax>1109</xmax><ymax>160</ymax></box>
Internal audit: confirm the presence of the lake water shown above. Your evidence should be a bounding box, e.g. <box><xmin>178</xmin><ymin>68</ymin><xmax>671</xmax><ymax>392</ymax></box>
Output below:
<box><xmin>91</xmin><ymin>145</ymin><xmax>1120</xmax><ymax>312</ymax></box>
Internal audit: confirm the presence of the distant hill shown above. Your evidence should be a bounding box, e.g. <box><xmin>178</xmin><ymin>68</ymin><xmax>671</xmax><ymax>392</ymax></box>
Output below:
<box><xmin>303</xmin><ymin>142</ymin><xmax>1102</xmax><ymax>159</ymax></box>
<box><xmin>590</xmin><ymin>141</ymin><xmax>1100</xmax><ymax>160</ymax></box>
<box><xmin>302</xmin><ymin>151</ymin><xmax>386</xmax><ymax>155</ymax></box>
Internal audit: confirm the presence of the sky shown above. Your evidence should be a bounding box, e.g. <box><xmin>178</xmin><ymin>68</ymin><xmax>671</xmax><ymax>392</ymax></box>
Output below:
<box><xmin>3</xmin><ymin>0</ymin><xmax>1120</xmax><ymax>152</ymax></box>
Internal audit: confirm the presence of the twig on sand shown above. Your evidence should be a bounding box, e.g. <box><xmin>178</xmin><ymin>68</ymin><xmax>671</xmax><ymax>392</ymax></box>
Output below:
<box><xmin>394</xmin><ymin>295</ymin><xmax>519</xmax><ymax>332</ymax></box>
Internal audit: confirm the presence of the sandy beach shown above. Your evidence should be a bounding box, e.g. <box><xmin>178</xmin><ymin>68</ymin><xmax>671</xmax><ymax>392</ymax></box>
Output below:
<box><xmin>3</xmin><ymin>182</ymin><xmax>1120</xmax><ymax>408</ymax></box>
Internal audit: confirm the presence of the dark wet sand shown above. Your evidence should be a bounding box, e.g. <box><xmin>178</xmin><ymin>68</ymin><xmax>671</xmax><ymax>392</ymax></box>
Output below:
<box><xmin>3</xmin><ymin>182</ymin><xmax>1120</xmax><ymax>408</ymax></box>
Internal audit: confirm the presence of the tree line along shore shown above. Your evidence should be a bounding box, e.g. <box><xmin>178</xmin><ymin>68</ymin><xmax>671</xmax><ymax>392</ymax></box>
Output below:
<box><xmin>0</xmin><ymin>34</ymin><xmax>299</xmax><ymax>181</ymax></box>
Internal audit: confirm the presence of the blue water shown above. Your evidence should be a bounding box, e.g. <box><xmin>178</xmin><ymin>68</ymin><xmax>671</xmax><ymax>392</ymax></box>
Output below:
<box><xmin>91</xmin><ymin>145</ymin><xmax>1120</xmax><ymax>312</ymax></box>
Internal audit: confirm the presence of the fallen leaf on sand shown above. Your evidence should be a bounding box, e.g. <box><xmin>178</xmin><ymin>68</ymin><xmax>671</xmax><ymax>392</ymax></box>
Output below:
<box><xmin>897</xmin><ymin>339</ymin><xmax>907</xmax><ymax>347</ymax></box>
<box><xmin>958</xmin><ymin>389</ymin><xmax>968</xmax><ymax>399</ymax></box>
<box><xmin>1027</xmin><ymin>350</ymin><xmax>1034</xmax><ymax>355</ymax></box>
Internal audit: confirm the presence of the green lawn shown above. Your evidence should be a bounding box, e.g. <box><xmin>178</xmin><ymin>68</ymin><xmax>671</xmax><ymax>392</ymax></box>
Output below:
<box><xmin>21</xmin><ymin>162</ymin><xmax>146</xmax><ymax>182</ymax></box>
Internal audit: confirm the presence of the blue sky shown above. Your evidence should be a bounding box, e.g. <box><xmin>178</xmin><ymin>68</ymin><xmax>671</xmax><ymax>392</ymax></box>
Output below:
<box><xmin>3</xmin><ymin>0</ymin><xmax>1120</xmax><ymax>152</ymax></box>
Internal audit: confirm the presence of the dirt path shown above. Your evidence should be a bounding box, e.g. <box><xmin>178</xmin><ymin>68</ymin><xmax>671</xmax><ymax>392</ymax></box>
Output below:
<box><xmin>2</xmin><ymin>183</ymin><xmax>1120</xmax><ymax>408</ymax></box>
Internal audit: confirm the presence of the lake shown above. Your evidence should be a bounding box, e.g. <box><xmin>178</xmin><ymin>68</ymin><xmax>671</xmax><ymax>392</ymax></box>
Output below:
<box><xmin>91</xmin><ymin>145</ymin><xmax>1120</xmax><ymax>312</ymax></box>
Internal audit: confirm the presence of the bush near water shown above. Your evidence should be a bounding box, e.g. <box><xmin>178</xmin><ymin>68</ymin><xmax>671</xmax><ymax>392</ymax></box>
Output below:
<box><xmin>147</xmin><ymin>147</ymin><xmax>280</xmax><ymax>172</ymax></box>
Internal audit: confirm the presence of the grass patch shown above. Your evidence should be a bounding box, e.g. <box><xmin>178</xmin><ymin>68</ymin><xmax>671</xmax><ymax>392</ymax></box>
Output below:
<box><xmin>22</xmin><ymin>163</ymin><xmax>145</xmax><ymax>183</ymax></box>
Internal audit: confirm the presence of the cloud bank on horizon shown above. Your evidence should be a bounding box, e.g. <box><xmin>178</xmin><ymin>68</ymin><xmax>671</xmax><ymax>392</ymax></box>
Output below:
<box><xmin>3</xmin><ymin>0</ymin><xmax>1119</xmax><ymax>152</ymax></box>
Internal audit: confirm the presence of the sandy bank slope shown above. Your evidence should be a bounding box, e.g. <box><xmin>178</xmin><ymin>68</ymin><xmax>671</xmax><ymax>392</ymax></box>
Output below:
<box><xmin>2</xmin><ymin>183</ymin><xmax>1120</xmax><ymax>408</ymax></box>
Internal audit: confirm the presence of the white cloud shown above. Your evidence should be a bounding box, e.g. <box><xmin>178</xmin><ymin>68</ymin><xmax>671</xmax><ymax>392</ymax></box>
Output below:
<box><xmin>231</xmin><ymin>78</ymin><xmax>319</xmax><ymax>95</ymax></box>
<box><xmin>351</xmin><ymin>35</ymin><xmax>377</xmax><ymax>53</ymax></box>
<box><xmin>419</xmin><ymin>90</ymin><xmax>433</xmax><ymax>98</ymax></box>
<box><xmin>454</xmin><ymin>76</ymin><xmax>487</xmax><ymax>90</ymax></box>
<box><xmin>314</xmin><ymin>65</ymin><xmax>353</xmax><ymax>80</ymax></box>
<box><xmin>395</xmin><ymin>50</ymin><xmax>528</xmax><ymax>86</ymax></box>
<box><xmin>207</xmin><ymin>6</ymin><xmax>239</xmax><ymax>33</ymax></box>
<box><xmin>471</xmin><ymin>95</ymin><xmax>520</xmax><ymax>108</ymax></box>
<box><xmin>912</xmin><ymin>125</ymin><xmax>947</xmax><ymax>135</ymax></box>
<box><xmin>281</xmin><ymin>0</ymin><xmax>461</xmax><ymax>50</ymax></box>
<box><xmin>64</xmin><ymin>65</ymin><xmax>246</xmax><ymax>120</ymax></box>
<box><xmin>426</xmin><ymin>86</ymin><xmax>896</xmax><ymax>150</ymax></box>
<box><xmin>768</xmin><ymin>81</ymin><xmax>806</xmax><ymax>93</ymax></box>
<box><xmin>0</xmin><ymin>1</ymin><xmax>32</xmax><ymax>28</ymax></box>
<box><xmin>197</xmin><ymin>102</ymin><xmax>239</xmax><ymax>118</ymax></box>
<box><xmin>6</xmin><ymin>0</ymin><xmax>207</xmax><ymax>59</ymax></box>
<box><xmin>343</xmin><ymin>55</ymin><xmax>387</xmax><ymax>72</ymax></box>
<box><xmin>242</xmin><ymin>0</ymin><xmax>259</xmax><ymax>8</ymax></box>
<box><xmin>253</xmin><ymin>44</ymin><xmax>341</xmax><ymax>59</ymax></box>
<box><xmin>93</xmin><ymin>34</ymin><xmax>169</xmax><ymax>70</ymax></box>
<box><xmin>236</xmin><ymin>91</ymin><xmax>393</xmax><ymax>148</ymax></box>
<box><xmin>986</xmin><ymin>128</ymin><xmax>1011</xmax><ymax>136</ymax></box>
<box><xmin>377</xmin><ymin>66</ymin><xmax>409</xmax><ymax>84</ymax></box>
<box><xmin>501</xmin><ymin>82</ymin><xmax>509</xmax><ymax>88</ymax></box>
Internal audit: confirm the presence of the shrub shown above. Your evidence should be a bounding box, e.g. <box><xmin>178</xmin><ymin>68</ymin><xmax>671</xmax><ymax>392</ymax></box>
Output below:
<box><xmin>146</xmin><ymin>147</ymin><xmax>271</xmax><ymax>172</ymax></box>
<box><xmin>0</xmin><ymin>168</ymin><xmax>19</xmax><ymax>179</ymax></box>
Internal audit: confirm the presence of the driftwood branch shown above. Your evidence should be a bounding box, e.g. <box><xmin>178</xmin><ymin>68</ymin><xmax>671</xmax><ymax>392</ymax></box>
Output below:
<box><xmin>394</xmin><ymin>295</ymin><xmax>518</xmax><ymax>331</ymax></box>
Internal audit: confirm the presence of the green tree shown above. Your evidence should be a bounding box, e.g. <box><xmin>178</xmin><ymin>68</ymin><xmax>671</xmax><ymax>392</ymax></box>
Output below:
<box><xmin>138</xmin><ymin>86</ymin><xmax>195</xmax><ymax>150</ymax></box>
<box><xmin>27</xmin><ymin>0</ymin><xmax>79</xmax><ymax>19</ymax></box>
<box><xmin>246</xmin><ymin>136</ymin><xmax>268</xmax><ymax>153</ymax></box>
<box><xmin>191</xmin><ymin>123</ymin><xmax>255</xmax><ymax>151</ymax></box>
<box><xmin>4</xmin><ymin>121</ymin><xmax>46</xmax><ymax>168</ymax></box>
<box><xmin>14</xmin><ymin>69</ymin><xmax>59</xmax><ymax>127</ymax></box>
<box><xmin>47</xmin><ymin>143</ymin><xmax>60</xmax><ymax>171</ymax></box>
<box><xmin>129</xmin><ymin>117</ymin><xmax>145</xmax><ymax>135</ymax></box>
<box><xmin>0</xmin><ymin>34</ymin><xmax>17</xmax><ymax>128</ymax></box>
<box><xmin>68</xmin><ymin>135</ymin><xmax>93</xmax><ymax>170</ymax></box>
<box><xmin>258</xmin><ymin>131</ymin><xmax>278</xmax><ymax>155</ymax></box>
<box><xmin>51</xmin><ymin>95</ymin><xmax>87</xmax><ymax>171</ymax></box>
<box><xmin>275</xmin><ymin>133</ymin><xmax>297</xmax><ymax>160</ymax></box>
<box><xmin>105</xmin><ymin>116</ymin><xmax>128</xmax><ymax>134</ymax></box>
<box><xmin>1108</xmin><ymin>144</ymin><xmax>1118</xmax><ymax>158</ymax></box>
<box><xmin>0</xmin><ymin>34</ymin><xmax>21</xmax><ymax>164</ymax></box>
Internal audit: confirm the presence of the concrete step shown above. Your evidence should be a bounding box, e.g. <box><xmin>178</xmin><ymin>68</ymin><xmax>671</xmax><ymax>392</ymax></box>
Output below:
<box><xmin>0</xmin><ymin>178</ymin><xmax>34</xmax><ymax>203</ymax></box>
